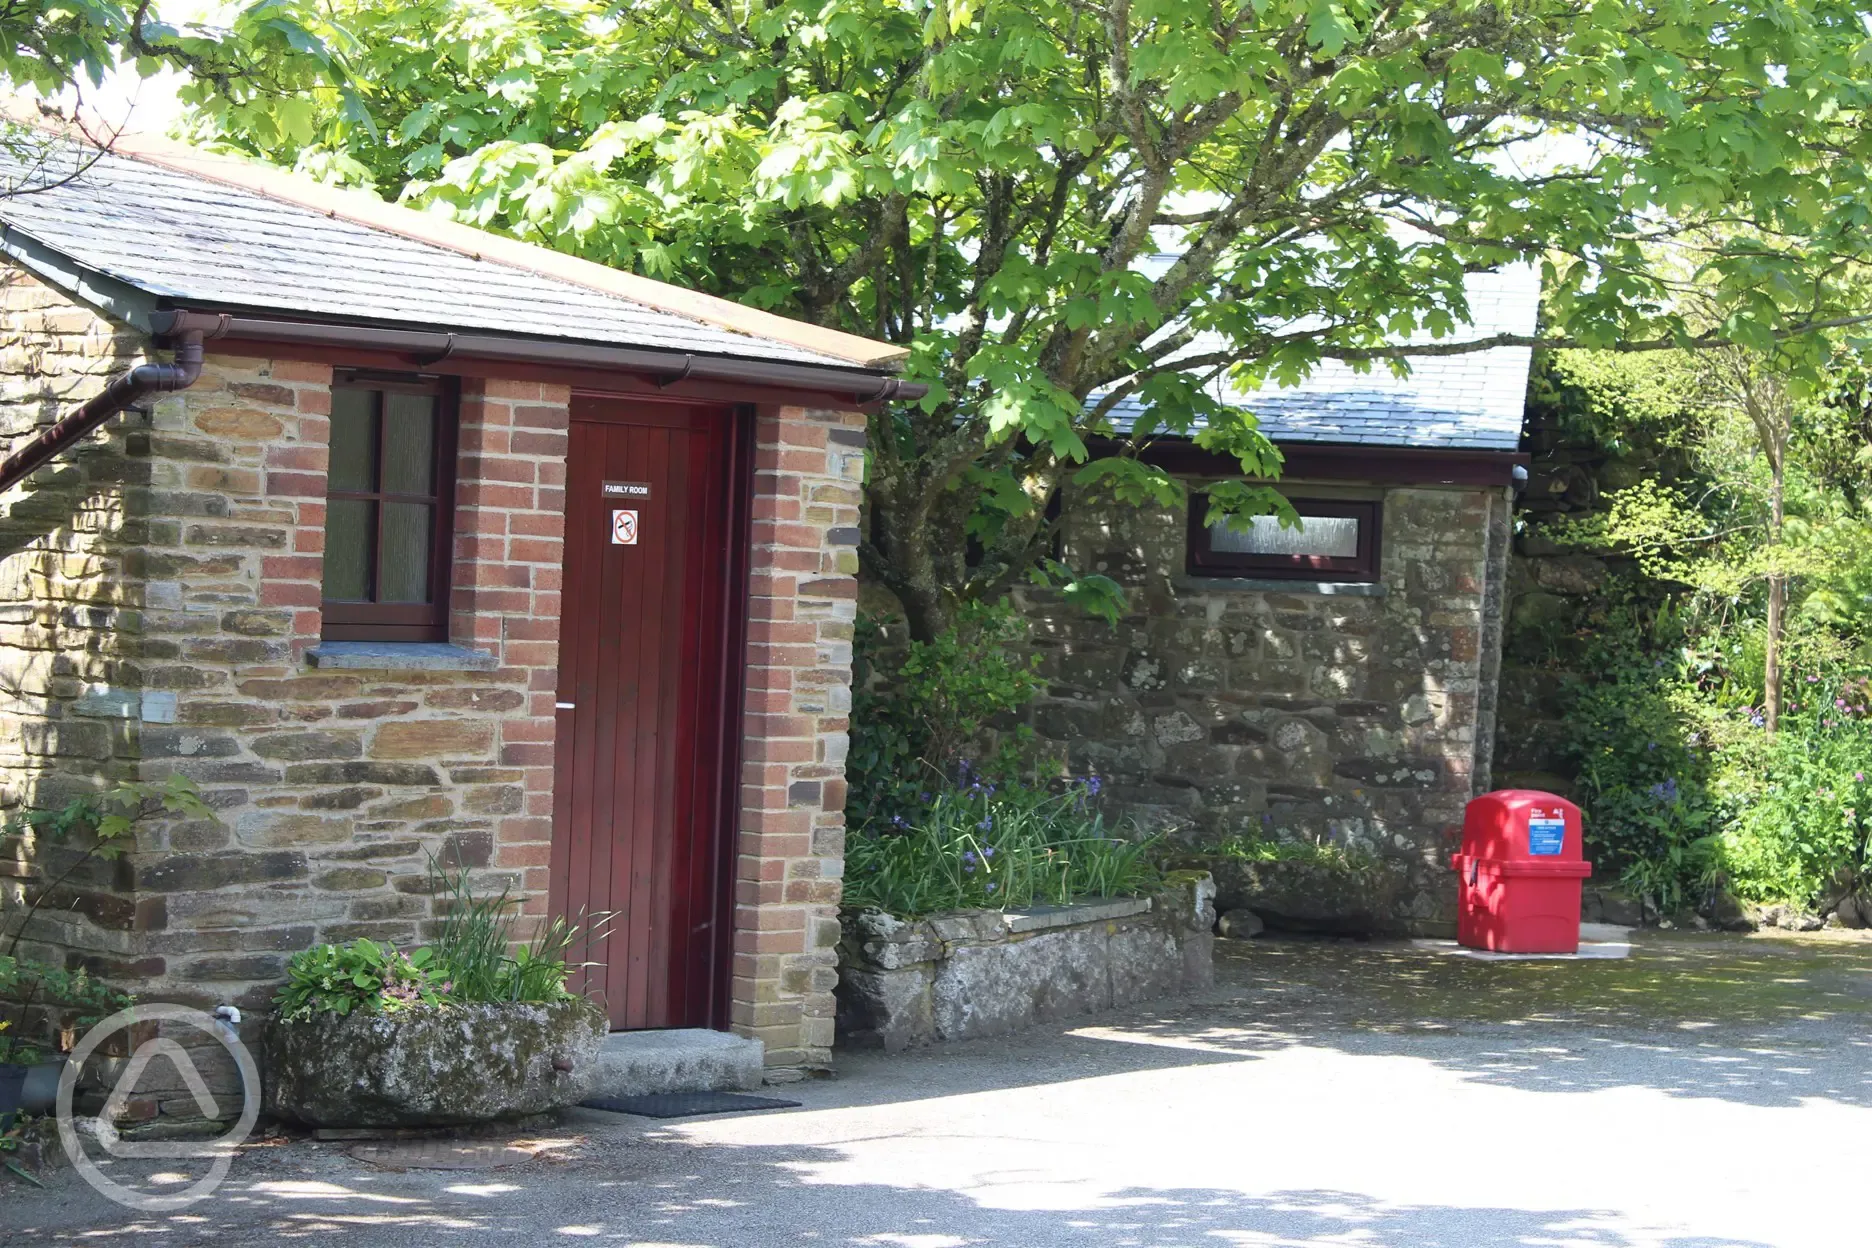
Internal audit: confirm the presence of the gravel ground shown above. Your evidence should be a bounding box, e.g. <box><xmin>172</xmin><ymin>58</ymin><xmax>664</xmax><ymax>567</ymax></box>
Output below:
<box><xmin>9</xmin><ymin>928</ymin><xmax>1872</xmax><ymax>1246</ymax></box>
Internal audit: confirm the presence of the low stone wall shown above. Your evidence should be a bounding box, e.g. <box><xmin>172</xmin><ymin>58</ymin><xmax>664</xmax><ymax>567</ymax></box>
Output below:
<box><xmin>835</xmin><ymin>873</ymin><xmax>1215</xmax><ymax>1052</ymax></box>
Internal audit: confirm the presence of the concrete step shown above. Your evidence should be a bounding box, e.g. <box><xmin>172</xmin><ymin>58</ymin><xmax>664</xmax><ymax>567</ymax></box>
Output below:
<box><xmin>589</xmin><ymin>1029</ymin><xmax>765</xmax><ymax>1098</ymax></box>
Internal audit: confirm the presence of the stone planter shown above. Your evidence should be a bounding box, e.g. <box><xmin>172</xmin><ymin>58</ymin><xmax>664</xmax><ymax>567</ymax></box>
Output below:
<box><xmin>836</xmin><ymin>872</ymin><xmax>1215</xmax><ymax>1052</ymax></box>
<box><xmin>265</xmin><ymin>998</ymin><xmax>607</xmax><ymax>1127</ymax></box>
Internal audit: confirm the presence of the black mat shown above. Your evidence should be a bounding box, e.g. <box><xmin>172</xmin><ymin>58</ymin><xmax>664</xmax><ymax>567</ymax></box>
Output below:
<box><xmin>579</xmin><ymin>1091</ymin><xmax>802</xmax><ymax>1119</ymax></box>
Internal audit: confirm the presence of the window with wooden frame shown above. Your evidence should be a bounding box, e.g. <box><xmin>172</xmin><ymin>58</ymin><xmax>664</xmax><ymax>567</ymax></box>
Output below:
<box><xmin>1187</xmin><ymin>494</ymin><xmax>1381</xmax><ymax>582</ymax></box>
<box><xmin>320</xmin><ymin>374</ymin><xmax>458</xmax><ymax>641</ymax></box>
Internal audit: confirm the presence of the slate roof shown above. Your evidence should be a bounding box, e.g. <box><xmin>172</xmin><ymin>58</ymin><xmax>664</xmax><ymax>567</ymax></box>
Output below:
<box><xmin>1100</xmin><ymin>265</ymin><xmax>1540</xmax><ymax>451</ymax></box>
<box><xmin>0</xmin><ymin>140</ymin><xmax>873</xmax><ymax>370</ymax></box>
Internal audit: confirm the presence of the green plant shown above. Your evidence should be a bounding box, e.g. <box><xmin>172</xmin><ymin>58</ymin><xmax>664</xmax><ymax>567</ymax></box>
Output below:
<box><xmin>274</xmin><ymin>939</ymin><xmax>450</xmax><ymax>1022</ymax></box>
<box><xmin>1202</xmin><ymin>835</ymin><xmax>1379</xmax><ymax>872</ymax></box>
<box><xmin>1546</xmin><ymin>597</ymin><xmax>1723</xmax><ymax>914</ymax></box>
<box><xmin>849</xmin><ymin>599</ymin><xmax>1044</xmax><ymax>831</ymax></box>
<box><xmin>843</xmin><ymin>774</ymin><xmax>1158</xmax><ymax>917</ymax></box>
<box><xmin>0</xmin><ymin>955</ymin><xmax>134</xmax><ymax>1066</ymax></box>
<box><xmin>427</xmin><ymin>864</ymin><xmax>609</xmax><ymax>1003</ymax></box>
<box><xmin>0</xmin><ymin>777</ymin><xmax>202</xmax><ymax>1064</ymax></box>
<box><xmin>0</xmin><ymin>1111</ymin><xmax>46</xmax><ymax>1187</ymax></box>
<box><xmin>3</xmin><ymin>775</ymin><xmax>214</xmax><ymax>958</ymax></box>
<box><xmin>1714</xmin><ymin>674</ymin><xmax>1872</xmax><ymax>909</ymax></box>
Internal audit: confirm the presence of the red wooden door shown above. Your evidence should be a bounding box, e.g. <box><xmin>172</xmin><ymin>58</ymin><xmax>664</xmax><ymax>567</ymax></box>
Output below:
<box><xmin>551</xmin><ymin>396</ymin><xmax>748</xmax><ymax>1030</ymax></box>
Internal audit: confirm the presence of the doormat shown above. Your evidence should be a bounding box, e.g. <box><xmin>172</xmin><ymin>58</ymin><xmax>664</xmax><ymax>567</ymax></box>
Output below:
<box><xmin>579</xmin><ymin>1091</ymin><xmax>801</xmax><ymax>1119</ymax></box>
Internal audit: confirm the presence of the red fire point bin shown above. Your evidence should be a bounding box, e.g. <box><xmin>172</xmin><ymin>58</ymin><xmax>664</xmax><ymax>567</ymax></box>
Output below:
<box><xmin>1451</xmin><ymin>790</ymin><xmax>1593</xmax><ymax>953</ymax></box>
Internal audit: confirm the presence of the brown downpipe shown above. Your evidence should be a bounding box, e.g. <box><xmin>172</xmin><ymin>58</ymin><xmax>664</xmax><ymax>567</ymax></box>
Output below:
<box><xmin>0</xmin><ymin>320</ymin><xmax>222</xmax><ymax>496</ymax></box>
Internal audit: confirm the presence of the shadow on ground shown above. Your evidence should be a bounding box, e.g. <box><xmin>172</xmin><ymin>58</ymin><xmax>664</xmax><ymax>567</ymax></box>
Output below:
<box><xmin>16</xmin><ymin>1141</ymin><xmax>1776</xmax><ymax>1247</ymax></box>
<box><xmin>810</xmin><ymin>929</ymin><xmax>1872</xmax><ymax>1113</ymax></box>
<box><xmin>12</xmin><ymin>928</ymin><xmax>1867</xmax><ymax>1243</ymax></box>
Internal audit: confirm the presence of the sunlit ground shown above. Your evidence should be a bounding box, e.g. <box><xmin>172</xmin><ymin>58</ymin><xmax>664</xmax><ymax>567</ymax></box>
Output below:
<box><xmin>12</xmin><ymin>929</ymin><xmax>1872</xmax><ymax>1246</ymax></box>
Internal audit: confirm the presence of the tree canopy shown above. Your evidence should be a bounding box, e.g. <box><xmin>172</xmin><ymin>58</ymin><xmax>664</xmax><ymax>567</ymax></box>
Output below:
<box><xmin>174</xmin><ymin>0</ymin><xmax>1872</xmax><ymax>635</ymax></box>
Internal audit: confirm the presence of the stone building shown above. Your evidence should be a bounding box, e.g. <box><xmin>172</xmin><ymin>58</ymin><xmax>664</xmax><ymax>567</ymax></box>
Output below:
<box><xmin>1014</xmin><ymin>269</ymin><xmax>1539</xmax><ymax>934</ymax></box>
<box><xmin>0</xmin><ymin>127</ymin><xmax>919</xmax><ymax>1074</ymax></box>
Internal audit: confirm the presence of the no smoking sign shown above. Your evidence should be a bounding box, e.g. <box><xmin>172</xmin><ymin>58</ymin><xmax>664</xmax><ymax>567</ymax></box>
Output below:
<box><xmin>610</xmin><ymin>509</ymin><xmax>639</xmax><ymax>545</ymax></box>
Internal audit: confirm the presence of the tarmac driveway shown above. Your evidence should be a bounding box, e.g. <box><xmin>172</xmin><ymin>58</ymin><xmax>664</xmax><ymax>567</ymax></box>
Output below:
<box><xmin>14</xmin><ymin>929</ymin><xmax>1872</xmax><ymax>1246</ymax></box>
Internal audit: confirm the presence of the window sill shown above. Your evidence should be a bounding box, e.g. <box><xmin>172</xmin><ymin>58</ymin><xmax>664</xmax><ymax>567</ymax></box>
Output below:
<box><xmin>306</xmin><ymin>641</ymin><xmax>500</xmax><ymax>671</ymax></box>
<box><xmin>1174</xmin><ymin>575</ymin><xmax>1387</xmax><ymax>598</ymax></box>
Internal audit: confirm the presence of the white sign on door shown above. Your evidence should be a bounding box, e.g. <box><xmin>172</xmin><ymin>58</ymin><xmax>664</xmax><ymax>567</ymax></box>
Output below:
<box><xmin>611</xmin><ymin>509</ymin><xmax>639</xmax><ymax>545</ymax></box>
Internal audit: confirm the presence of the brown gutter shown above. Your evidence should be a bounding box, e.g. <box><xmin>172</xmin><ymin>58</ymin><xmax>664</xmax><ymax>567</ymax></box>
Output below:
<box><xmin>0</xmin><ymin>319</ymin><xmax>222</xmax><ymax>496</ymax></box>
<box><xmin>151</xmin><ymin>310</ymin><xmax>928</xmax><ymax>404</ymax></box>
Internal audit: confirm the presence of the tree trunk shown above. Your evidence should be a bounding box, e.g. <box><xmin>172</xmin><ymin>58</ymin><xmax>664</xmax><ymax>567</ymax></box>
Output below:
<box><xmin>1764</xmin><ymin>448</ymin><xmax>1785</xmax><ymax>734</ymax></box>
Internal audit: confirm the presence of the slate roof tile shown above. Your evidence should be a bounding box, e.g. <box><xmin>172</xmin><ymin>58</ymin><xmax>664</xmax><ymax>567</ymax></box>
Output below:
<box><xmin>1100</xmin><ymin>266</ymin><xmax>1539</xmax><ymax>451</ymax></box>
<box><xmin>0</xmin><ymin>143</ymin><xmax>858</xmax><ymax>368</ymax></box>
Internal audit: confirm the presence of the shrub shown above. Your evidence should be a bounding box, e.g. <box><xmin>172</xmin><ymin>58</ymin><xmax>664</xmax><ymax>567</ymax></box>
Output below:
<box><xmin>843</xmin><ymin>773</ymin><xmax>1158</xmax><ymax>917</ymax></box>
<box><xmin>848</xmin><ymin>599</ymin><xmax>1043</xmax><ymax>830</ymax></box>
<box><xmin>1715</xmin><ymin>674</ymin><xmax>1872</xmax><ymax>908</ymax></box>
<box><xmin>1552</xmin><ymin>602</ymin><xmax>1722</xmax><ymax>913</ymax></box>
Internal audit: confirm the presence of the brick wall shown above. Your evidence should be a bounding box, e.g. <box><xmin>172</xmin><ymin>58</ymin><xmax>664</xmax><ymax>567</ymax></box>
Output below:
<box><xmin>0</xmin><ymin>263</ymin><xmax>864</xmax><ymax>1078</ymax></box>
<box><xmin>1014</xmin><ymin>480</ymin><xmax>1505</xmax><ymax>933</ymax></box>
<box><xmin>734</xmin><ymin>407</ymin><xmax>865</xmax><ymax>1068</ymax></box>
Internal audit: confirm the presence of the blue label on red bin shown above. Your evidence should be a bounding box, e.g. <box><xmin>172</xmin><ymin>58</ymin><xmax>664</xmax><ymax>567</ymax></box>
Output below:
<box><xmin>1528</xmin><ymin>811</ymin><xmax>1566</xmax><ymax>856</ymax></box>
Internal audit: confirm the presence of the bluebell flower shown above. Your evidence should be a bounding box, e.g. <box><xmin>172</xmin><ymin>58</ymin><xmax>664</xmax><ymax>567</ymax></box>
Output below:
<box><xmin>982</xmin><ymin>846</ymin><xmax>995</xmax><ymax>858</ymax></box>
<box><xmin>977</xmin><ymin>817</ymin><xmax>994</xmax><ymax>831</ymax></box>
<box><xmin>986</xmin><ymin>882</ymin><xmax>998</xmax><ymax>894</ymax></box>
<box><xmin>964</xmin><ymin>861</ymin><xmax>977</xmax><ymax>874</ymax></box>
<box><xmin>1646</xmin><ymin>778</ymin><xmax>1678</xmax><ymax>803</ymax></box>
<box><xmin>1085</xmin><ymin>773</ymin><xmax>1103</xmax><ymax>797</ymax></box>
<box><xmin>962</xmin><ymin>850</ymin><xmax>977</xmax><ymax>865</ymax></box>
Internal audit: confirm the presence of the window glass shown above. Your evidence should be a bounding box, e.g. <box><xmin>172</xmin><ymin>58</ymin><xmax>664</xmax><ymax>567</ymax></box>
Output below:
<box><xmin>328</xmin><ymin>388</ymin><xmax>375</xmax><ymax>491</ymax></box>
<box><xmin>1209</xmin><ymin>514</ymin><xmax>1359</xmax><ymax>559</ymax></box>
<box><xmin>378</xmin><ymin>501</ymin><xmax>433</xmax><ymax>603</ymax></box>
<box><xmin>323</xmin><ymin>499</ymin><xmax>372</xmax><ymax>601</ymax></box>
<box><xmin>381</xmin><ymin>392</ymin><xmax>437</xmax><ymax>495</ymax></box>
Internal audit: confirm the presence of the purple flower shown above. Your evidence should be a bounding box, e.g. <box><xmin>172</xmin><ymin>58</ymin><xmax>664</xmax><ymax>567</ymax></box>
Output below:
<box><xmin>962</xmin><ymin>850</ymin><xmax>977</xmax><ymax>865</ymax></box>
<box><xmin>977</xmin><ymin>817</ymin><xmax>994</xmax><ymax>831</ymax></box>
<box><xmin>1856</xmin><ymin>772</ymin><xmax>1866</xmax><ymax>783</ymax></box>
<box><xmin>1838</xmin><ymin>699</ymin><xmax>1848</xmax><ymax>709</ymax></box>
<box><xmin>982</xmin><ymin>846</ymin><xmax>995</xmax><ymax>858</ymax></box>
<box><xmin>1085</xmin><ymin>773</ymin><xmax>1103</xmax><ymax>797</ymax></box>
<box><xmin>1809</xmin><ymin>675</ymin><xmax>1821</xmax><ymax>683</ymax></box>
<box><xmin>985</xmin><ymin>882</ymin><xmax>998</xmax><ymax>894</ymax></box>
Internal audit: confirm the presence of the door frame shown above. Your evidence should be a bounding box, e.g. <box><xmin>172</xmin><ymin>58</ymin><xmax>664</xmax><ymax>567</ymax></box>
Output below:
<box><xmin>558</xmin><ymin>391</ymin><xmax>758</xmax><ymax>1031</ymax></box>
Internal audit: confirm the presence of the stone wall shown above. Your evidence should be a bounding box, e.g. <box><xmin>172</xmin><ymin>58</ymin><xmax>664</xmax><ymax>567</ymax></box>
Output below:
<box><xmin>1013</xmin><ymin>479</ymin><xmax>1510</xmax><ymax>934</ymax></box>
<box><xmin>835</xmin><ymin>873</ymin><xmax>1215</xmax><ymax>1051</ymax></box>
<box><xmin>0</xmin><ymin>266</ymin><xmax>149</xmax><ymax>965</ymax></box>
<box><xmin>0</xmin><ymin>263</ymin><xmax>862</xmax><ymax>1086</ymax></box>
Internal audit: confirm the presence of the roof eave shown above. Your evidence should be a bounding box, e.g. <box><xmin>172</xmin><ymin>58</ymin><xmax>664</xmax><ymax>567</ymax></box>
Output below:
<box><xmin>155</xmin><ymin>308</ymin><xmax>928</xmax><ymax>404</ymax></box>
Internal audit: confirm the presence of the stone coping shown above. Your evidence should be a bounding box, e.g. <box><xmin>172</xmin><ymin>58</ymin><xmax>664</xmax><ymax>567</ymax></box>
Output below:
<box><xmin>1001</xmin><ymin>896</ymin><xmax>1152</xmax><ymax>934</ymax></box>
<box><xmin>1171</xmin><ymin>575</ymin><xmax>1388</xmax><ymax>597</ymax></box>
<box><xmin>306</xmin><ymin>641</ymin><xmax>501</xmax><ymax>671</ymax></box>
